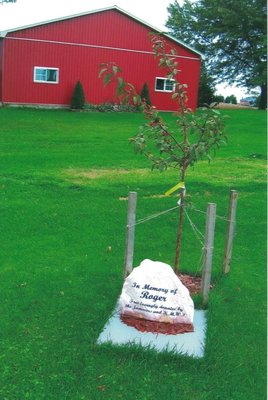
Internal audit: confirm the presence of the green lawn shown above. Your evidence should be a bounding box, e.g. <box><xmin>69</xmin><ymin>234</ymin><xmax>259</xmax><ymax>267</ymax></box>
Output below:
<box><xmin>0</xmin><ymin>107</ymin><xmax>266</xmax><ymax>399</ymax></box>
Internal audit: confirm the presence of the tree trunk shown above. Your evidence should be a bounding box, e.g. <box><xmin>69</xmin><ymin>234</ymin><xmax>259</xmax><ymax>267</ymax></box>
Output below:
<box><xmin>259</xmin><ymin>83</ymin><xmax>267</xmax><ymax>110</ymax></box>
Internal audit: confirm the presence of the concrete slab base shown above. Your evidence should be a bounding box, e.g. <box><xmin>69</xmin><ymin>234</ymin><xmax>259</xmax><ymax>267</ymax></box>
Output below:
<box><xmin>97</xmin><ymin>304</ymin><xmax>207</xmax><ymax>358</ymax></box>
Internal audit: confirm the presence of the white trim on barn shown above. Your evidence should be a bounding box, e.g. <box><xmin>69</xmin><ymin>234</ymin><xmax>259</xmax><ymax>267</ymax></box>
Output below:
<box><xmin>6</xmin><ymin>36</ymin><xmax>201</xmax><ymax>61</ymax></box>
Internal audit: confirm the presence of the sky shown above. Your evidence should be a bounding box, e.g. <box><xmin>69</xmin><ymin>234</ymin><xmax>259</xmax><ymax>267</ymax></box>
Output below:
<box><xmin>0</xmin><ymin>0</ymin><xmax>247</xmax><ymax>100</ymax></box>
<box><xmin>0</xmin><ymin>0</ymin><xmax>171</xmax><ymax>31</ymax></box>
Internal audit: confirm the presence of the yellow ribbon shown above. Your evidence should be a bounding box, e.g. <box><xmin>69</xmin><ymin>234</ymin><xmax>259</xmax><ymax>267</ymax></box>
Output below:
<box><xmin>165</xmin><ymin>182</ymin><xmax>185</xmax><ymax>196</ymax></box>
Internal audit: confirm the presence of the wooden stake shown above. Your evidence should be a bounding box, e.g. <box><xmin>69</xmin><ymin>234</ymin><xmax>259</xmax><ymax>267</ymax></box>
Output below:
<box><xmin>174</xmin><ymin>188</ymin><xmax>185</xmax><ymax>275</ymax></box>
<box><xmin>222</xmin><ymin>190</ymin><xmax>238</xmax><ymax>274</ymax></box>
<box><xmin>124</xmin><ymin>191</ymin><xmax>137</xmax><ymax>279</ymax></box>
<box><xmin>201</xmin><ymin>203</ymin><xmax>216</xmax><ymax>306</ymax></box>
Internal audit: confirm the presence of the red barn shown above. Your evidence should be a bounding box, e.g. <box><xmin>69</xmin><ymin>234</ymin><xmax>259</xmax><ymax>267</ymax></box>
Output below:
<box><xmin>0</xmin><ymin>6</ymin><xmax>202</xmax><ymax>111</ymax></box>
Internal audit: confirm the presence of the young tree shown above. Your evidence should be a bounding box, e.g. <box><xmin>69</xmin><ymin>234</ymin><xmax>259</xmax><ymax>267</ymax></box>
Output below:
<box><xmin>99</xmin><ymin>35</ymin><xmax>227</xmax><ymax>273</ymax></box>
<box><xmin>166</xmin><ymin>0</ymin><xmax>267</xmax><ymax>109</ymax></box>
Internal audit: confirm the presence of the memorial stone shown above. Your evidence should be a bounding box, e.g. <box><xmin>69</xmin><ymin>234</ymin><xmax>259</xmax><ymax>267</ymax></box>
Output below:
<box><xmin>119</xmin><ymin>259</ymin><xmax>194</xmax><ymax>334</ymax></box>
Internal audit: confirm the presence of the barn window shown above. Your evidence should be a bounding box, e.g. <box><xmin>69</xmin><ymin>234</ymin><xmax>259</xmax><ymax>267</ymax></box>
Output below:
<box><xmin>34</xmin><ymin>67</ymin><xmax>59</xmax><ymax>84</ymax></box>
<box><xmin>155</xmin><ymin>77</ymin><xmax>175</xmax><ymax>92</ymax></box>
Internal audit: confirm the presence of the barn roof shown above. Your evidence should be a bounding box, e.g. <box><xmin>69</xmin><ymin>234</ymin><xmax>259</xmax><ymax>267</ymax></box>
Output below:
<box><xmin>0</xmin><ymin>5</ymin><xmax>203</xmax><ymax>58</ymax></box>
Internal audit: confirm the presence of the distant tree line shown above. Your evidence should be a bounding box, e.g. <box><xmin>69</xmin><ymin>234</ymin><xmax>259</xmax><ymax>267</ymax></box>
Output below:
<box><xmin>197</xmin><ymin>64</ymin><xmax>262</xmax><ymax>107</ymax></box>
<box><xmin>1</xmin><ymin>0</ymin><xmax>17</xmax><ymax>4</ymax></box>
<box><xmin>166</xmin><ymin>0</ymin><xmax>267</xmax><ymax>110</ymax></box>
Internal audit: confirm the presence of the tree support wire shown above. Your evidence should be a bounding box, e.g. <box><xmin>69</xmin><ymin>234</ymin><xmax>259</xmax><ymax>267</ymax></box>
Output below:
<box><xmin>124</xmin><ymin>190</ymin><xmax>238</xmax><ymax>299</ymax></box>
<box><xmin>123</xmin><ymin>192</ymin><xmax>180</xmax><ymax>279</ymax></box>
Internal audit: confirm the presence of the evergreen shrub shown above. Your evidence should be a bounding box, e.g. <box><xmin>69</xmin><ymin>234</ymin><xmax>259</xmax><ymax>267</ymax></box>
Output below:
<box><xmin>71</xmin><ymin>80</ymin><xmax>86</xmax><ymax>110</ymax></box>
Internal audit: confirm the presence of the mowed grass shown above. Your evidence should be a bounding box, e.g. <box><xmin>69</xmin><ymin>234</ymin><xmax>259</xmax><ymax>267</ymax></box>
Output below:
<box><xmin>0</xmin><ymin>107</ymin><xmax>266</xmax><ymax>399</ymax></box>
